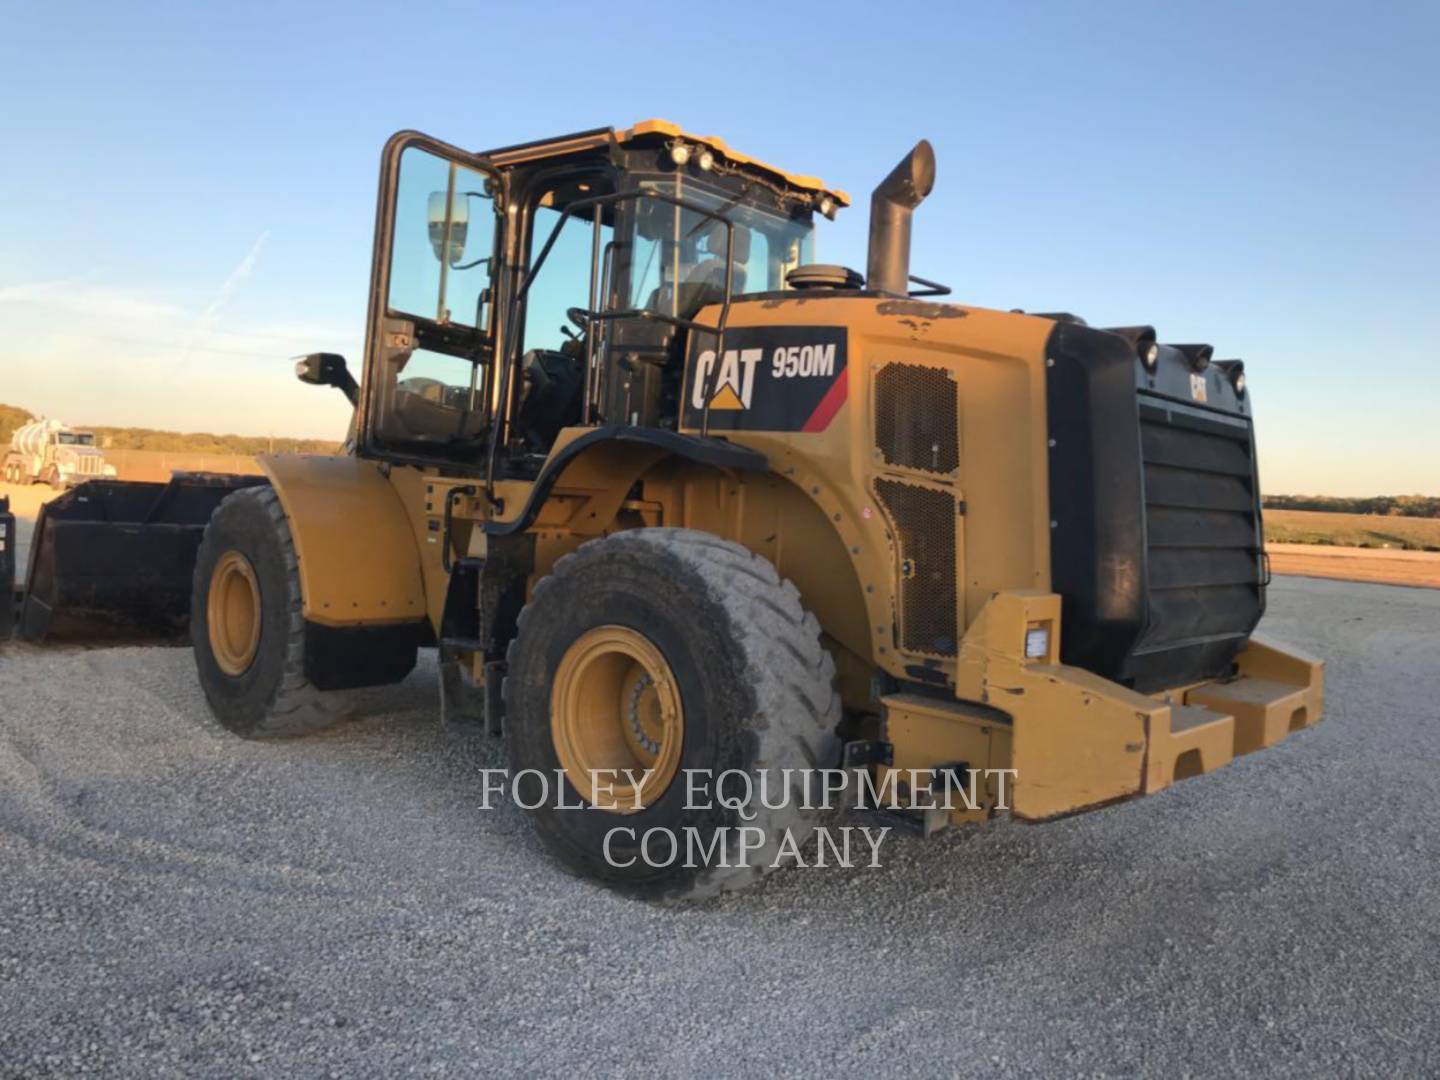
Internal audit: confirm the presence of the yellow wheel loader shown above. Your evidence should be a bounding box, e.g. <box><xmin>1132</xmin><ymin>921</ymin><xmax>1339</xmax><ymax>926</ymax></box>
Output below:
<box><xmin>11</xmin><ymin>121</ymin><xmax>1323</xmax><ymax>898</ymax></box>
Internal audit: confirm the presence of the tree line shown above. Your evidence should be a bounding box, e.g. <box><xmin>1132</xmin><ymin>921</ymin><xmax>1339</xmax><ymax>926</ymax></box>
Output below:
<box><xmin>0</xmin><ymin>403</ymin><xmax>339</xmax><ymax>456</ymax></box>
<box><xmin>1263</xmin><ymin>494</ymin><xmax>1440</xmax><ymax>519</ymax></box>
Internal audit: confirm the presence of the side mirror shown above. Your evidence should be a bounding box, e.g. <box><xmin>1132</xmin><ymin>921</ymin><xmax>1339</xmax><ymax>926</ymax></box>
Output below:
<box><xmin>295</xmin><ymin>352</ymin><xmax>359</xmax><ymax>407</ymax></box>
<box><xmin>427</xmin><ymin>191</ymin><xmax>469</xmax><ymax>266</ymax></box>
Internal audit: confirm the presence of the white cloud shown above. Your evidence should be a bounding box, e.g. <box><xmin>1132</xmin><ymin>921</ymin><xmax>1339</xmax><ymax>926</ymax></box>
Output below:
<box><xmin>0</xmin><ymin>262</ymin><xmax>358</xmax><ymax>439</ymax></box>
<box><xmin>0</xmin><ymin>278</ymin><xmax>185</xmax><ymax>322</ymax></box>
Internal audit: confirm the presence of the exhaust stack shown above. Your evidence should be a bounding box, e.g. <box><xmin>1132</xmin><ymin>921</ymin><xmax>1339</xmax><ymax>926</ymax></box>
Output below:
<box><xmin>866</xmin><ymin>140</ymin><xmax>936</xmax><ymax>296</ymax></box>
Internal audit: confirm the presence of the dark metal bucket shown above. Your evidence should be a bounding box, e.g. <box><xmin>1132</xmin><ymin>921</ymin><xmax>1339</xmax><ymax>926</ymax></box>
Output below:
<box><xmin>18</xmin><ymin>473</ymin><xmax>266</xmax><ymax>643</ymax></box>
<box><xmin>0</xmin><ymin>496</ymin><xmax>15</xmax><ymax>640</ymax></box>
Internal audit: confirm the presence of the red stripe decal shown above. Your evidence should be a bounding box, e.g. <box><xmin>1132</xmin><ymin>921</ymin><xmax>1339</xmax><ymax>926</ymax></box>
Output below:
<box><xmin>800</xmin><ymin>367</ymin><xmax>848</xmax><ymax>433</ymax></box>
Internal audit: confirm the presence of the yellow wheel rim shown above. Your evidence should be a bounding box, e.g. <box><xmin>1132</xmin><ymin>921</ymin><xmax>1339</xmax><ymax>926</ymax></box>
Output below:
<box><xmin>551</xmin><ymin>625</ymin><xmax>683</xmax><ymax>813</ymax></box>
<box><xmin>208</xmin><ymin>550</ymin><xmax>262</xmax><ymax>676</ymax></box>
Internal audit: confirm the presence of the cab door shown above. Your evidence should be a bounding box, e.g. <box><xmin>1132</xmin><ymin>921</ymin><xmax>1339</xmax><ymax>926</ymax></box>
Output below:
<box><xmin>357</xmin><ymin>132</ymin><xmax>506</xmax><ymax>470</ymax></box>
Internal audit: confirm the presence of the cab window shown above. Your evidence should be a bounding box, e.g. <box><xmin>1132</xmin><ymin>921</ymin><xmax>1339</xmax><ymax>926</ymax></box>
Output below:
<box><xmin>523</xmin><ymin>180</ymin><xmax>614</xmax><ymax>354</ymax></box>
<box><xmin>388</xmin><ymin>146</ymin><xmax>498</xmax><ymax>330</ymax></box>
<box><xmin>512</xmin><ymin>179</ymin><xmax>616</xmax><ymax>449</ymax></box>
<box><xmin>370</xmin><ymin>143</ymin><xmax>499</xmax><ymax>461</ymax></box>
<box><xmin>626</xmin><ymin>180</ymin><xmax>812</xmax><ymax>319</ymax></box>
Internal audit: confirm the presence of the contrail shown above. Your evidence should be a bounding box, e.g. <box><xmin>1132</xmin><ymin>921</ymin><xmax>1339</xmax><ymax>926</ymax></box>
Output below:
<box><xmin>196</xmin><ymin>230</ymin><xmax>270</xmax><ymax>332</ymax></box>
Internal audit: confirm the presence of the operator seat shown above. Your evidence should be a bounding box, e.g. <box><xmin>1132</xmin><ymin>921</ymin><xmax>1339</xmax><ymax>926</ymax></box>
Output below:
<box><xmin>648</xmin><ymin>222</ymin><xmax>750</xmax><ymax>320</ymax></box>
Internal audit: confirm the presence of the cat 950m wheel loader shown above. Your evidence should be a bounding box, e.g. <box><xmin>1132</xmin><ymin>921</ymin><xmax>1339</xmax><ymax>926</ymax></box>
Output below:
<box><xmin>14</xmin><ymin>121</ymin><xmax>1323</xmax><ymax>897</ymax></box>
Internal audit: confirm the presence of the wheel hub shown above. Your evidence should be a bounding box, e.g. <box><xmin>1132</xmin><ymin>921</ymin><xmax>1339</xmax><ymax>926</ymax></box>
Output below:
<box><xmin>551</xmin><ymin>625</ymin><xmax>683</xmax><ymax>812</ymax></box>
<box><xmin>207</xmin><ymin>550</ymin><xmax>261</xmax><ymax>676</ymax></box>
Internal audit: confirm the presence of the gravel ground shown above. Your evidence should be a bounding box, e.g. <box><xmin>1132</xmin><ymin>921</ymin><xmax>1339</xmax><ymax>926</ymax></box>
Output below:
<box><xmin>1</xmin><ymin>576</ymin><xmax>1437</xmax><ymax>1077</ymax></box>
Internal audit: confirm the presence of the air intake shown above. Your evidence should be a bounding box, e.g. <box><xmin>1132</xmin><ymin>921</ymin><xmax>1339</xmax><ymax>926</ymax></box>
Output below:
<box><xmin>874</xmin><ymin>478</ymin><xmax>958</xmax><ymax>656</ymax></box>
<box><xmin>875</xmin><ymin>363</ymin><xmax>959</xmax><ymax>475</ymax></box>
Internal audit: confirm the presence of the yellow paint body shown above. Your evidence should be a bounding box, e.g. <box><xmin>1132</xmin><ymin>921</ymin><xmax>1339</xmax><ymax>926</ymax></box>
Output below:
<box><xmin>262</xmin><ymin>292</ymin><xmax>1324</xmax><ymax>824</ymax></box>
<box><xmin>258</xmin><ymin>454</ymin><xmax>427</xmax><ymax>627</ymax></box>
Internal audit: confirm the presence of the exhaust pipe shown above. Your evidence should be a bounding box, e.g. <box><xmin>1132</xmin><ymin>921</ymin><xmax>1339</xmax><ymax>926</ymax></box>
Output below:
<box><xmin>866</xmin><ymin>140</ymin><xmax>936</xmax><ymax>296</ymax></box>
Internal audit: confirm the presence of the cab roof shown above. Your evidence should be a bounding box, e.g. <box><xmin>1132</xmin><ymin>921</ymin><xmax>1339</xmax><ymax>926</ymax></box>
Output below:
<box><xmin>481</xmin><ymin>119</ymin><xmax>851</xmax><ymax>208</ymax></box>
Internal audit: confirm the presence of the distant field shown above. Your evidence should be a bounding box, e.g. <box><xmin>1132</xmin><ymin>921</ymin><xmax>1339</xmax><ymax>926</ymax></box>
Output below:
<box><xmin>1264</xmin><ymin>509</ymin><xmax>1440</xmax><ymax>552</ymax></box>
<box><xmin>1267</xmin><ymin>544</ymin><xmax>1440</xmax><ymax>589</ymax></box>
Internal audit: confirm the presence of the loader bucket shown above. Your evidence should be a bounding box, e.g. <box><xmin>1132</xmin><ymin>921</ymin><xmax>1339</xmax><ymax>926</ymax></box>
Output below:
<box><xmin>17</xmin><ymin>473</ymin><xmax>267</xmax><ymax>643</ymax></box>
<box><xmin>1</xmin><ymin>496</ymin><xmax>15</xmax><ymax>640</ymax></box>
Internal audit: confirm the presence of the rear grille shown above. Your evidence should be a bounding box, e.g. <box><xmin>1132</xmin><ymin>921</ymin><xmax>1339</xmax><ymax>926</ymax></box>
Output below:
<box><xmin>1132</xmin><ymin>396</ymin><xmax>1263</xmax><ymax>681</ymax></box>
<box><xmin>875</xmin><ymin>363</ymin><xmax>959</xmax><ymax>475</ymax></box>
<box><xmin>1045</xmin><ymin>321</ymin><xmax>1266</xmax><ymax>693</ymax></box>
<box><xmin>874</xmin><ymin>478</ymin><xmax>958</xmax><ymax>656</ymax></box>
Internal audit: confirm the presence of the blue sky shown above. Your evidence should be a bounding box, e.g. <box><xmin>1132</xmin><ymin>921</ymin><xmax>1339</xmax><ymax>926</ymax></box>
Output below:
<box><xmin>1</xmin><ymin>0</ymin><xmax>1435</xmax><ymax>495</ymax></box>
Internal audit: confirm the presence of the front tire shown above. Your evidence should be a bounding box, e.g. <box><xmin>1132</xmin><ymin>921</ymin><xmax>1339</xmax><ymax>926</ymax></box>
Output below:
<box><xmin>191</xmin><ymin>486</ymin><xmax>353</xmax><ymax>738</ymax></box>
<box><xmin>504</xmin><ymin>528</ymin><xmax>841</xmax><ymax>900</ymax></box>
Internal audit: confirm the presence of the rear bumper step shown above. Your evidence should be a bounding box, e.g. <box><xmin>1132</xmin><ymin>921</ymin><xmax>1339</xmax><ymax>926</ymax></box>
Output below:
<box><xmin>881</xmin><ymin>591</ymin><xmax>1325</xmax><ymax>826</ymax></box>
<box><xmin>1144</xmin><ymin>640</ymin><xmax>1323</xmax><ymax>792</ymax></box>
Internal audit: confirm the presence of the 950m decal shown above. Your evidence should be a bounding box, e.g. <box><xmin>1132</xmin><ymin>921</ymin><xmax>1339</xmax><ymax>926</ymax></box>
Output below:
<box><xmin>682</xmin><ymin>326</ymin><xmax>848</xmax><ymax>433</ymax></box>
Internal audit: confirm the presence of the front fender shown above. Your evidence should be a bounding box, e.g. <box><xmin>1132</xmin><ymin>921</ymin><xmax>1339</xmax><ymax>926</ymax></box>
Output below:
<box><xmin>257</xmin><ymin>454</ymin><xmax>427</xmax><ymax>627</ymax></box>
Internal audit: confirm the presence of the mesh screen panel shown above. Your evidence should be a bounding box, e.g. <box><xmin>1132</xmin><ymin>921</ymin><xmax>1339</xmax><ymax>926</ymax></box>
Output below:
<box><xmin>875</xmin><ymin>478</ymin><xmax>958</xmax><ymax>656</ymax></box>
<box><xmin>875</xmin><ymin>363</ymin><xmax>959</xmax><ymax>475</ymax></box>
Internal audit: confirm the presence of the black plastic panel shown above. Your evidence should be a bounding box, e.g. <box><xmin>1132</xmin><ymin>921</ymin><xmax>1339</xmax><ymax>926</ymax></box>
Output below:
<box><xmin>1045</xmin><ymin>323</ymin><xmax>1265</xmax><ymax>692</ymax></box>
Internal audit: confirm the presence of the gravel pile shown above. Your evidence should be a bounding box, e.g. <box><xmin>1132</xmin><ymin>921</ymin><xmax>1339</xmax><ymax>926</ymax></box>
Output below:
<box><xmin>1</xmin><ymin>576</ymin><xmax>1437</xmax><ymax>1076</ymax></box>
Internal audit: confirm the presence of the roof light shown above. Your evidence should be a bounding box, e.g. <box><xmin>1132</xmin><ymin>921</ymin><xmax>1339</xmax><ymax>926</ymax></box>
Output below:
<box><xmin>696</xmin><ymin>148</ymin><xmax>715</xmax><ymax>171</ymax></box>
<box><xmin>668</xmin><ymin>143</ymin><xmax>691</xmax><ymax>166</ymax></box>
<box><xmin>817</xmin><ymin>195</ymin><xmax>836</xmax><ymax>220</ymax></box>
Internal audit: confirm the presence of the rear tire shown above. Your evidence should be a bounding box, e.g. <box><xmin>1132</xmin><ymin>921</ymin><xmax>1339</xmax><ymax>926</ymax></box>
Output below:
<box><xmin>191</xmin><ymin>486</ymin><xmax>354</xmax><ymax>738</ymax></box>
<box><xmin>504</xmin><ymin>528</ymin><xmax>841</xmax><ymax>900</ymax></box>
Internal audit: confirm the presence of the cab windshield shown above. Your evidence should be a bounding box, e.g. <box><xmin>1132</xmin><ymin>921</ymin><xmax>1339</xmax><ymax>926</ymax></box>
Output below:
<box><xmin>57</xmin><ymin>432</ymin><xmax>95</xmax><ymax>446</ymax></box>
<box><xmin>627</xmin><ymin>179</ymin><xmax>814</xmax><ymax>319</ymax></box>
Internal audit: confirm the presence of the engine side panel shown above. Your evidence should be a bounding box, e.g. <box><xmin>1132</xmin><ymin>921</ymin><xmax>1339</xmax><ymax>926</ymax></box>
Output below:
<box><xmin>680</xmin><ymin>295</ymin><xmax>1055</xmax><ymax>681</ymax></box>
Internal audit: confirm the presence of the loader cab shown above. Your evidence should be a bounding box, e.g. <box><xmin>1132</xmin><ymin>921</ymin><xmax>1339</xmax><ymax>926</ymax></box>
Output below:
<box><xmin>353</xmin><ymin>123</ymin><xmax>845</xmax><ymax>480</ymax></box>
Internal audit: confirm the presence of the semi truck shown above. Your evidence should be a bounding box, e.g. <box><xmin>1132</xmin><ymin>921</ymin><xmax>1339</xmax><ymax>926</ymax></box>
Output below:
<box><xmin>3</xmin><ymin>419</ymin><xmax>116</xmax><ymax>489</ymax></box>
